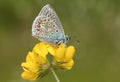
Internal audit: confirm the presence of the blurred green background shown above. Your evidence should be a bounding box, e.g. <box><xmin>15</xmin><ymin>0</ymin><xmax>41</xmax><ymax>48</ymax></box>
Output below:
<box><xmin>0</xmin><ymin>0</ymin><xmax>120</xmax><ymax>82</ymax></box>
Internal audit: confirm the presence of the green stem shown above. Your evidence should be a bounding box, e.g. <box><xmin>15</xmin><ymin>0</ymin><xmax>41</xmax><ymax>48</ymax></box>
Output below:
<box><xmin>51</xmin><ymin>68</ymin><xmax>60</xmax><ymax>82</ymax></box>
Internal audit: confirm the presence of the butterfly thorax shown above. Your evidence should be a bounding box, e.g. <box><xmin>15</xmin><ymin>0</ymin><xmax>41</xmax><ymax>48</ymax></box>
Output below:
<box><xmin>54</xmin><ymin>35</ymin><xmax>70</xmax><ymax>45</ymax></box>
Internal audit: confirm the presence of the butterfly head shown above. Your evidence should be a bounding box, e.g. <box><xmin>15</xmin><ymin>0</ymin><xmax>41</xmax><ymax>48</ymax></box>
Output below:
<box><xmin>54</xmin><ymin>35</ymin><xmax>70</xmax><ymax>46</ymax></box>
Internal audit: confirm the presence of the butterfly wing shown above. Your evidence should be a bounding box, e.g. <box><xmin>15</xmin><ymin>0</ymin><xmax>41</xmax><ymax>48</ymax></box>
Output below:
<box><xmin>38</xmin><ymin>4</ymin><xmax>65</xmax><ymax>35</ymax></box>
<box><xmin>32</xmin><ymin>4</ymin><xmax>66</xmax><ymax>44</ymax></box>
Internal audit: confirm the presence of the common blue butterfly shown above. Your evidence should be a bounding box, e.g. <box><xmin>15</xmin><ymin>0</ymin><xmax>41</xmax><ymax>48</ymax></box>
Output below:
<box><xmin>32</xmin><ymin>4</ymin><xmax>69</xmax><ymax>45</ymax></box>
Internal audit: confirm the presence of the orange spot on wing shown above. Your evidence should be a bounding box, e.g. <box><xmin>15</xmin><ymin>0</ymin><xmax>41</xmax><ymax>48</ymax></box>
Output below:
<box><xmin>37</xmin><ymin>19</ymin><xmax>42</xmax><ymax>31</ymax></box>
<box><xmin>44</xmin><ymin>19</ymin><xmax>46</xmax><ymax>21</ymax></box>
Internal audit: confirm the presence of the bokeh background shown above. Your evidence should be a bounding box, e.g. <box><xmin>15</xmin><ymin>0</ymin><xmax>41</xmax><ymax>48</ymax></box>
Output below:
<box><xmin>0</xmin><ymin>0</ymin><xmax>120</xmax><ymax>82</ymax></box>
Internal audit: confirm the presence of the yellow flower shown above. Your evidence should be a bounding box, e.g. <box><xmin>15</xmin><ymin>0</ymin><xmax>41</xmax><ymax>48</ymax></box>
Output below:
<box><xmin>21</xmin><ymin>42</ymin><xmax>75</xmax><ymax>81</ymax></box>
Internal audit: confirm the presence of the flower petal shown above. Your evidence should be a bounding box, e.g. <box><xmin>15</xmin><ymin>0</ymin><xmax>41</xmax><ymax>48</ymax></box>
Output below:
<box><xmin>21</xmin><ymin>42</ymin><xmax>75</xmax><ymax>81</ymax></box>
<box><xmin>21</xmin><ymin>71</ymin><xmax>39</xmax><ymax>81</ymax></box>
<box><xmin>26</xmin><ymin>52</ymin><xmax>46</xmax><ymax>64</ymax></box>
<box><xmin>26</xmin><ymin>52</ymin><xmax>35</xmax><ymax>63</ymax></box>
<box><xmin>47</xmin><ymin>45</ymin><xmax>56</xmax><ymax>56</ymax></box>
<box><xmin>55</xmin><ymin>44</ymin><xmax>66</xmax><ymax>62</ymax></box>
<box><xmin>63</xmin><ymin>46</ymin><xmax>75</xmax><ymax>62</ymax></box>
<box><xmin>60</xmin><ymin>59</ymin><xmax>74</xmax><ymax>70</ymax></box>
<box><xmin>21</xmin><ymin>62</ymin><xmax>39</xmax><ymax>73</ymax></box>
<box><xmin>34</xmin><ymin>52</ymin><xmax>46</xmax><ymax>64</ymax></box>
<box><xmin>33</xmin><ymin>42</ymin><xmax>48</xmax><ymax>59</ymax></box>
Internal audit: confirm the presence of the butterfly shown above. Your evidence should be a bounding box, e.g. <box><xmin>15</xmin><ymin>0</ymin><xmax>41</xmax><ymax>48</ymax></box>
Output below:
<box><xmin>32</xmin><ymin>4</ymin><xmax>70</xmax><ymax>46</ymax></box>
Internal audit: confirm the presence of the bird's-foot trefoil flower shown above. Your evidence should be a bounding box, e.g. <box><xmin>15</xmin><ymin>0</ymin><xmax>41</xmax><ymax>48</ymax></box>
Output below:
<box><xmin>21</xmin><ymin>42</ymin><xmax>75</xmax><ymax>81</ymax></box>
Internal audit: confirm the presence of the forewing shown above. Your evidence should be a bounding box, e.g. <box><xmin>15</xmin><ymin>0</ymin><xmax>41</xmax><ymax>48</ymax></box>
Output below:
<box><xmin>32</xmin><ymin>4</ymin><xmax>65</xmax><ymax>43</ymax></box>
<box><xmin>38</xmin><ymin>4</ymin><xmax>65</xmax><ymax>35</ymax></box>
